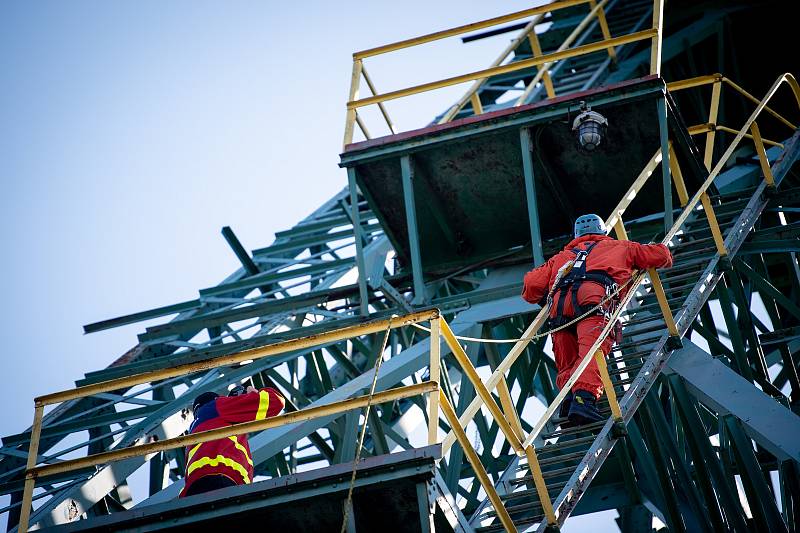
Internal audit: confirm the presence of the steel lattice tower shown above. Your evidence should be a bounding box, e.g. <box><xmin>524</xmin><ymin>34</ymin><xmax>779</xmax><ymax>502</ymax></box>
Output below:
<box><xmin>3</xmin><ymin>0</ymin><xmax>800</xmax><ymax>531</ymax></box>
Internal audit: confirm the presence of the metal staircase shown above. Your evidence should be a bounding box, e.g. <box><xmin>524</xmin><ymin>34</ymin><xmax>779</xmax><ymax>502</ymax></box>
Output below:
<box><xmin>469</xmin><ymin>158</ymin><xmax>800</xmax><ymax>531</ymax></box>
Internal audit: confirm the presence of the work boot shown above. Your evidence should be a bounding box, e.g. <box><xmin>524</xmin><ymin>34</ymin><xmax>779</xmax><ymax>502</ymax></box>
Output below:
<box><xmin>568</xmin><ymin>390</ymin><xmax>604</xmax><ymax>426</ymax></box>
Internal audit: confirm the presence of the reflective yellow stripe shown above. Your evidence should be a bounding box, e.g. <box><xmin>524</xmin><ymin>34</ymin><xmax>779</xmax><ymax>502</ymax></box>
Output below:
<box><xmin>256</xmin><ymin>390</ymin><xmax>270</xmax><ymax>420</ymax></box>
<box><xmin>228</xmin><ymin>436</ymin><xmax>253</xmax><ymax>466</ymax></box>
<box><xmin>187</xmin><ymin>455</ymin><xmax>251</xmax><ymax>484</ymax></box>
<box><xmin>187</xmin><ymin>443</ymin><xmax>202</xmax><ymax>464</ymax></box>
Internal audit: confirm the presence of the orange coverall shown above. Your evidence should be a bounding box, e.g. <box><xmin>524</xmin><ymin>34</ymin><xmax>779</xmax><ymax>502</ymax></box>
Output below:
<box><xmin>521</xmin><ymin>234</ymin><xmax>672</xmax><ymax>399</ymax></box>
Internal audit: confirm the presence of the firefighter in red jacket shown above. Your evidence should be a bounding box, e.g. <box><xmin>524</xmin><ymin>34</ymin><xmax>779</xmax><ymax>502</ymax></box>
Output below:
<box><xmin>522</xmin><ymin>214</ymin><xmax>672</xmax><ymax>425</ymax></box>
<box><xmin>180</xmin><ymin>384</ymin><xmax>285</xmax><ymax>497</ymax></box>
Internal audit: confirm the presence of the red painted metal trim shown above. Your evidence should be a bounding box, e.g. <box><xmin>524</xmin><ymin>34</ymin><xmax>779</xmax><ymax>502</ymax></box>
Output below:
<box><xmin>342</xmin><ymin>75</ymin><xmax>661</xmax><ymax>154</ymax></box>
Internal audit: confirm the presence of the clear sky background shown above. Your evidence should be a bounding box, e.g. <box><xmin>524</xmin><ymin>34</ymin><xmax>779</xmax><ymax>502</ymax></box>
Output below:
<box><xmin>0</xmin><ymin>1</ymin><xmax>618</xmax><ymax>530</ymax></box>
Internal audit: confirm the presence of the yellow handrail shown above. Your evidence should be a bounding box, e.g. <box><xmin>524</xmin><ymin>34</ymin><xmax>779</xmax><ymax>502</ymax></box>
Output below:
<box><xmin>344</xmin><ymin>0</ymin><xmax>660</xmax><ymax>146</ymax></box>
<box><xmin>18</xmin><ymin>310</ymin><xmax>442</xmax><ymax>532</ymax></box>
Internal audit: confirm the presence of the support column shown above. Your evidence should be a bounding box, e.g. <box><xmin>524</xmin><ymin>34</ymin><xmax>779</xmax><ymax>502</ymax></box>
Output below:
<box><xmin>657</xmin><ymin>97</ymin><xmax>673</xmax><ymax>233</ymax></box>
<box><xmin>520</xmin><ymin>127</ymin><xmax>545</xmax><ymax>266</ymax></box>
<box><xmin>347</xmin><ymin>167</ymin><xmax>370</xmax><ymax>316</ymax></box>
<box><xmin>400</xmin><ymin>155</ymin><xmax>426</xmax><ymax>304</ymax></box>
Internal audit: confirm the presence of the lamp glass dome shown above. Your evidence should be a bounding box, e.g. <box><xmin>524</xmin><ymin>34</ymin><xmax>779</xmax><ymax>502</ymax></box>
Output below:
<box><xmin>572</xmin><ymin>103</ymin><xmax>608</xmax><ymax>151</ymax></box>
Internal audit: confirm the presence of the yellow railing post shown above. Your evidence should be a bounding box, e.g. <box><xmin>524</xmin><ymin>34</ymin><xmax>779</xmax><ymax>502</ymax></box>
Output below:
<box><xmin>428</xmin><ymin>317</ymin><xmax>441</xmax><ymax>445</ymax></box>
<box><xmin>470</xmin><ymin>92</ymin><xmax>484</xmax><ymax>116</ymax></box>
<box><xmin>750</xmin><ymin>121</ymin><xmax>776</xmax><ymax>187</ymax></box>
<box><xmin>343</xmin><ymin>59</ymin><xmax>363</xmax><ymax>147</ymax></box>
<box><xmin>704</xmin><ymin>80</ymin><xmax>722</xmax><ymax>170</ymax></box>
<box><xmin>594</xmin><ymin>349</ymin><xmax>622</xmax><ymax>420</ymax></box>
<box><xmin>18</xmin><ymin>404</ymin><xmax>43</xmax><ymax>533</ymax></box>
<box><xmin>650</xmin><ymin>0</ymin><xmax>664</xmax><ymax>75</ymax></box>
<box><xmin>700</xmin><ymin>192</ymin><xmax>728</xmax><ymax>256</ymax></box>
<box><xmin>526</xmin><ymin>31</ymin><xmax>556</xmax><ymax>98</ymax></box>
<box><xmin>497</xmin><ymin>376</ymin><xmax>525</xmax><ymax>443</ymax></box>
<box><xmin>439</xmin><ymin>391</ymin><xmax>517</xmax><ymax>533</ymax></box>
<box><xmin>613</xmin><ymin>219</ymin><xmax>628</xmax><ymax>241</ymax></box>
<box><xmin>647</xmin><ymin>268</ymin><xmax>679</xmax><ymax>337</ymax></box>
<box><xmin>524</xmin><ymin>445</ymin><xmax>557</xmax><ymax>526</ymax></box>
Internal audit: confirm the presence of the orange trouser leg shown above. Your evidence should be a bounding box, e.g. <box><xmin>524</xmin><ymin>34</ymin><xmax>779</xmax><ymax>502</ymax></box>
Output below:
<box><xmin>552</xmin><ymin>328</ymin><xmax>579</xmax><ymax>392</ymax></box>
<box><xmin>572</xmin><ymin>315</ymin><xmax>614</xmax><ymax>399</ymax></box>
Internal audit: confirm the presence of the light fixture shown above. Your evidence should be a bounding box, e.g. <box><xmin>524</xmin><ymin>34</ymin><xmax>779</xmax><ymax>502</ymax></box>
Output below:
<box><xmin>572</xmin><ymin>101</ymin><xmax>608</xmax><ymax>151</ymax></box>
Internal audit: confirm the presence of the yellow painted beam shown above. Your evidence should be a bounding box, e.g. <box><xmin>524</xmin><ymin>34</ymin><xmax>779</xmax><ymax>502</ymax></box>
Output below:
<box><xmin>667</xmin><ymin>73</ymin><xmax>722</xmax><ymax>92</ymax></box>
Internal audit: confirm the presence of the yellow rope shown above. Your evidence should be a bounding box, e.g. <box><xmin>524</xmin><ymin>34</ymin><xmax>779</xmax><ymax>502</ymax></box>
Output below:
<box><xmin>340</xmin><ymin>316</ymin><xmax>394</xmax><ymax>533</ymax></box>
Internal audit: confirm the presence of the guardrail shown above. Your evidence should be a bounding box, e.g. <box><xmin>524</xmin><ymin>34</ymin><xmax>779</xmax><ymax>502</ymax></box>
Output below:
<box><xmin>342</xmin><ymin>0</ymin><xmax>664</xmax><ymax>147</ymax></box>
<box><xmin>16</xmin><ymin>308</ymin><xmax>528</xmax><ymax>533</ymax></box>
<box><xmin>18</xmin><ymin>310</ymin><xmax>438</xmax><ymax>532</ymax></box>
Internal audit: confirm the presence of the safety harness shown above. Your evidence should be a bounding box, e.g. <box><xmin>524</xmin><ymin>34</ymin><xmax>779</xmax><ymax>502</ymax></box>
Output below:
<box><xmin>547</xmin><ymin>241</ymin><xmax>619</xmax><ymax>328</ymax></box>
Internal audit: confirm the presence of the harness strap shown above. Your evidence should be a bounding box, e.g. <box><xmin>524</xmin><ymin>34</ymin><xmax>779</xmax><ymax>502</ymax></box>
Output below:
<box><xmin>549</xmin><ymin>241</ymin><xmax>619</xmax><ymax>326</ymax></box>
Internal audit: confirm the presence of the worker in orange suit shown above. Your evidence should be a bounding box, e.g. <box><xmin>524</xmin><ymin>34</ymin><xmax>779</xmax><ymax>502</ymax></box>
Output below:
<box><xmin>180</xmin><ymin>384</ymin><xmax>285</xmax><ymax>497</ymax></box>
<box><xmin>521</xmin><ymin>214</ymin><xmax>672</xmax><ymax>425</ymax></box>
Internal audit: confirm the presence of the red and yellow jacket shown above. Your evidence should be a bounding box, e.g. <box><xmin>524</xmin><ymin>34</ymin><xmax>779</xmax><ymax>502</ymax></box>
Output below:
<box><xmin>180</xmin><ymin>388</ymin><xmax>285</xmax><ymax>497</ymax></box>
<box><xmin>522</xmin><ymin>234</ymin><xmax>673</xmax><ymax>317</ymax></box>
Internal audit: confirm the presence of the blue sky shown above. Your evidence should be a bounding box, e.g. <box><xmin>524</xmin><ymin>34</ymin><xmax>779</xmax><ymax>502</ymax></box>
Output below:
<box><xmin>0</xmin><ymin>0</ymin><xmax>541</xmax><ymax>440</ymax></box>
<box><xmin>0</xmin><ymin>1</ymin><xmax>620</xmax><ymax>529</ymax></box>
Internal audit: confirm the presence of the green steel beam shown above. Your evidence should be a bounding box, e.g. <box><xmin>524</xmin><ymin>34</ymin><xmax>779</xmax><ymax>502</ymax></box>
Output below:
<box><xmin>221</xmin><ymin>226</ymin><xmax>260</xmax><ymax>276</ymax></box>
<box><xmin>668</xmin><ymin>375</ymin><xmax>748</xmax><ymax>531</ymax></box>
<box><xmin>734</xmin><ymin>257</ymin><xmax>800</xmax><ymax>322</ymax></box>
<box><xmin>723</xmin><ymin>415</ymin><xmax>789</xmax><ymax>532</ymax></box>
<box><xmin>657</xmin><ymin>96</ymin><xmax>673</xmax><ymax>233</ymax></box>
<box><xmin>520</xmin><ymin>127</ymin><xmax>545</xmax><ymax>266</ymax></box>
<box><xmin>400</xmin><ymin>155</ymin><xmax>426</xmax><ymax>305</ymax></box>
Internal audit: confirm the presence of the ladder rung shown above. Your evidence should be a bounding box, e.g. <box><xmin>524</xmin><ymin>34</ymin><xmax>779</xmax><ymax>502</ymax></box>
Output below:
<box><xmin>616</xmin><ymin>334</ymin><xmax>663</xmax><ymax>350</ymax></box>
<box><xmin>621</xmin><ymin>322</ymin><xmax>670</xmax><ymax>337</ymax></box>
<box><xmin>536</xmin><ymin>449</ymin><xmax>589</xmax><ymax>467</ymax></box>
<box><xmin>659</xmin><ymin>269</ymin><xmax>707</xmax><ymax>284</ymax></box>
<box><xmin>540</xmin><ymin>420</ymin><xmax>606</xmax><ymax>440</ymax></box>
<box><xmin>609</xmin><ymin>362</ymin><xmax>644</xmax><ymax>376</ymax></box>
<box><xmin>609</xmin><ymin>349</ymin><xmax>651</xmax><ymax>363</ymax></box>
<box><xmin>499</xmin><ymin>481</ymin><xmax>569</xmax><ymax>503</ymax></box>
<box><xmin>536</xmin><ymin>434</ymin><xmax>597</xmax><ymax>454</ymax></box>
